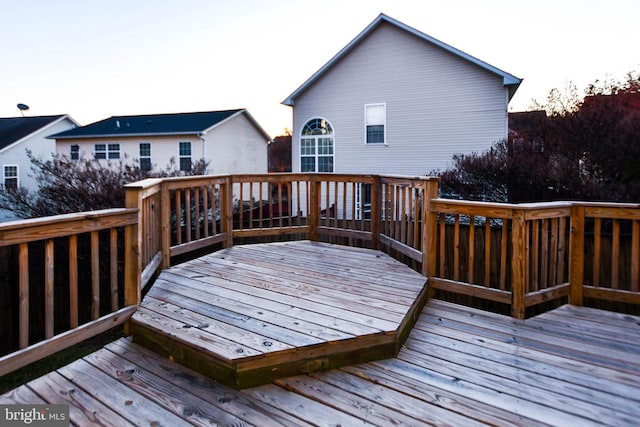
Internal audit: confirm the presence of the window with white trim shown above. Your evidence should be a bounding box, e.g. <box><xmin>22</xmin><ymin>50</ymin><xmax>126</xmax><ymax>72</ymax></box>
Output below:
<box><xmin>3</xmin><ymin>165</ymin><xmax>18</xmax><ymax>189</ymax></box>
<box><xmin>70</xmin><ymin>144</ymin><xmax>79</xmax><ymax>160</ymax></box>
<box><xmin>94</xmin><ymin>143</ymin><xmax>120</xmax><ymax>159</ymax></box>
<box><xmin>300</xmin><ymin>118</ymin><xmax>334</xmax><ymax>172</ymax></box>
<box><xmin>179</xmin><ymin>141</ymin><xmax>192</xmax><ymax>171</ymax></box>
<box><xmin>365</xmin><ymin>103</ymin><xmax>386</xmax><ymax>144</ymax></box>
<box><xmin>139</xmin><ymin>143</ymin><xmax>152</xmax><ymax>171</ymax></box>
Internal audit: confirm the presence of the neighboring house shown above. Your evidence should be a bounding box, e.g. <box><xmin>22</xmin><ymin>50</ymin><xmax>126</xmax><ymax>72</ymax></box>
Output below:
<box><xmin>283</xmin><ymin>13</ymin><xmax>522</xmax><ymax>177</ymax></box>
<box><xmin>51</xmin><ymin>109</ymin><xmax>270</xmax><ymax>174</ymax></box>
<box><xmin>0</xmin><ymin>114</ymin><xmax>79</xmax><ymax>192</ymax></box>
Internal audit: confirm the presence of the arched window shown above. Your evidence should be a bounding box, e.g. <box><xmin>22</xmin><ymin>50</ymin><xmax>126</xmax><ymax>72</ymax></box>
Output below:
<box><xmin>300</xmin><ymin>118</ymin><xmax>334</xmax><ymax>172</ymax></box>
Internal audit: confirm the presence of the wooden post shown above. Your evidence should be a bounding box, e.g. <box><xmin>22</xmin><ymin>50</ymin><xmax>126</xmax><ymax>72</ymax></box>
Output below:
<box><xmin>308</xmin><ymin>174</ymin><xmax>320</xmax><ymax>241</ymax></box>
<box><xmin>422</xmin><ymin>178</ymin><xmax>439</xmax><ymax>278</ymax></box>
<box><xmin>511</xmin><ymin>208</ymin><xmax>527</xmax><ymax>319</ymax></box>
<box><xmin>124</xmin><ymin>186</ymin><xmax>142</xmax><ymax>335</ymax></box>
<box><xmin>569</xmin><ymin>204</ymin><xmax>585</xmax><ymax>306</ymax></box>
<box><xmin>371</xmin><ymin>175</ymin><xmax>381</xmax><ymax>250</ymax></box>
<box><xmin>160</xmin><ymin>181</ymin><xmax>171</xmax><ymax>268</ymax></box>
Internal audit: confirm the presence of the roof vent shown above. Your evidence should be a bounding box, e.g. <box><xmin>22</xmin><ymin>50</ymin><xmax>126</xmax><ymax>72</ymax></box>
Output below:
<box><xmin>116</xmin><ymin>120</ymin><xmax>120</xmax><ymax>128</ymax></box>
<box><xmin>147</xmin><ymin>120</ymin><xmax>153</xmax><ymax>125</ymax></box>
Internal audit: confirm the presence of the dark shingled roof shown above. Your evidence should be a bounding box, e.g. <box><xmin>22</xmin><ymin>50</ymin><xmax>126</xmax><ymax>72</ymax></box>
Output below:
<box><xmin>51</xmin><ymin>109</ymin><xmax>245</xmax><ymax>139</ymax></box>
<box><xmin>0</xmin><ymin>115</ymin><xmax>66</xmax><ymax>150</ymax></box>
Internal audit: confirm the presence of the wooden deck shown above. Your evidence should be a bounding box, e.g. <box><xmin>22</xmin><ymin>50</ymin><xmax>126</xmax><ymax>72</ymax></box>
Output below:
<box><xmin>130</xmin><ymin>241</ymin><xmax>430</xmax><ymax>388</ymax></box>
<box><xmin>3</xmin><ymin>299</ymin><xmax>639</xmax><ymax>426</ymax></box>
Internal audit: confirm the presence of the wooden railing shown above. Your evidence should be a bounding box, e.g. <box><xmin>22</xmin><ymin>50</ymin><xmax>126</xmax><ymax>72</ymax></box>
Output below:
<box><xmin>123</xmin><ymin>174</ymin><xmax>639</xmax><ymax>320</ymax></box>
<box><xmin>428</xmin><ymin>199</ymin><xmax>639</xmax><ymax>318</ymax></box>
<box><xmin>2</xmin><ymin>173</ymin><xmax>638</xmax><ymax>377</ymax></box>
<box><xmin>124</xmin><ymin>174</ymin><xmax>439</xmax><ymax>280</ymax></box>
<box><xmin>0</xmin><ymin>208</ymin><xmax>139</xmax><ymax>376</ymax></box>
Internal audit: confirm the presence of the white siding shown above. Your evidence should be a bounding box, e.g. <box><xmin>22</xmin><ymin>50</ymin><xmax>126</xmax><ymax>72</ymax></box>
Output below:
<box><xmin>204</xmin><ymin>113</ymin><xmax>268</xmax><ymax>174</ymax></box>
<box><xmin>55</xmin><ymin>113</ymin><xmax>268</xmax><ymax>174</ymax></box>
<box><xmin>292</xmin><ymin>21</ymin><xmax>509</xmax><ymax>175</ymax></box>
<box><xmin>0</xmin><ymin>117</ymin><xmax>76</xmax><ymax>191</ymax></box>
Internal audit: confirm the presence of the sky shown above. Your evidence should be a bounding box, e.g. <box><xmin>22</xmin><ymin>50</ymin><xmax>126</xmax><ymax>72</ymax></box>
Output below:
<box><xmin>2</xmin><ymin>0</ymin><xmax>639</xmax><ymax>137</ymax></box>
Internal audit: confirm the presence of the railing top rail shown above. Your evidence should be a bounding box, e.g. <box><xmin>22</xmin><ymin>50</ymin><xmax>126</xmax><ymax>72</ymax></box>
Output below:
<box><xmin>0</xmin><ymin>208</ymin><xmax>138</xmax><ymax>247</ymax></box>
<box><xmin>123</xmin><ymin>177</ymin><xmax>164</xmax><ymax>190</ymax></box>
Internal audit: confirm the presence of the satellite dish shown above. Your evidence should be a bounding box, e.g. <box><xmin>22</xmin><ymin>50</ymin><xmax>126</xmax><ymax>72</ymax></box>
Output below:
<box><xmin>17</xmin><ymin>103</ymin><xmax>29</xmax><ymax>116</ymax></box>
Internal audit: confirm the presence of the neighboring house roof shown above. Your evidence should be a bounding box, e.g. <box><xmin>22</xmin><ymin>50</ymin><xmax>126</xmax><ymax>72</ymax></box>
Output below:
<box><xmin>282</xmin><ymin>13</ymin><xmax>523</xmax><ymax>106</ymax></box>
<box><xmin>51</xmin><ymin>109</ymin><xmax>271</xmax><ymax>141</ymax></box>
<box><xmin>0</xmin><ymin>115</ymin><xmax>74</xmax><ymax>152</ymax></box>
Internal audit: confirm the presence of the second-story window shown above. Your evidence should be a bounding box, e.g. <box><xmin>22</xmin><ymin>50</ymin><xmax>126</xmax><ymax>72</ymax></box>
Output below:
<box><xmin>139</xmin><ymin>143</ymin><xmax>152</xmax><ymax>171</ymax></box>
<box><xmin>365</xmin><ymin>103</ymin><xmax>386</xmax><ymax>144</ymax></box>
<box><xmin>179</xmin><ymin>141</ymin><xmax>192</xmax><ymax>171</ymax></box>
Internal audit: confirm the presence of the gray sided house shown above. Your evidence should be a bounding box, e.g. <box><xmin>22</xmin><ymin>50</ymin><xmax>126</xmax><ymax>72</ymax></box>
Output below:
<box><xmin>283</xmin><ymin>13</ymin><xmax>522</xmax><ymax>176</ymax></box>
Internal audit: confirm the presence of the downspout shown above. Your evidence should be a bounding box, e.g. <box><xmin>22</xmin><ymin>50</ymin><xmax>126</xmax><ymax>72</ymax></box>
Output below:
<box><xmin>198</xmin><ymin>132</ymin><xmax>206</xmax><ymax>163</ymax></box>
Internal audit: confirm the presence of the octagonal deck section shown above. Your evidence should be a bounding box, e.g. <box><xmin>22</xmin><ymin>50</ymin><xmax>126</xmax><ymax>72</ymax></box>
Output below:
<box><xmin>130</xmin><ymin>241</ymin><xmax>429</xmax><ymax>389</ymax></box>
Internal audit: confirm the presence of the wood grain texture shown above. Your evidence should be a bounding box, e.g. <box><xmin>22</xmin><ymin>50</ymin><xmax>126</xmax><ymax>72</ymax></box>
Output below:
<box><xmin>131</xmin><ymin>241</ymin><xmax>427</xmax><ymax>388</ymax></box>
<box><xmin>6</xmin><ymin>299</ymin><xmax>638</xmax><ymax>426</ymax></box>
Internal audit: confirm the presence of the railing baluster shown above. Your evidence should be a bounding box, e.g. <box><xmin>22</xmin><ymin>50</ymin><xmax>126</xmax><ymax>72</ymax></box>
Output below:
<box><xmin>541</xmin><ymin>219</ymin><xmax>549</xmax><ymax>289</ymax></box>
<box><xmin>175</xmin><ymin>189</ymin><xmax>182</xmax><ymax>245</ymax></box>
<box><xmin>612</xmin><ymin>219</ymin><xmax>620</xmax><ymax>289</ymax></box>
<box><xmin>69</xmin><ymin>235</ymin><xmax>78</xmax><ymax>329</ymax></box>
<box><xmin>484</xmin><ymin>218</ymin><xmax>491</xmax><ymax>287</ymax></box>
<box><xmin>632</xmin><ymin>220</ymin><xmax>639</xmax><ymax>292</ymax></box>
<box><xmin>194</xmin><ymin>186</ymin><xmax>201</xmax><ymax>240</ymax></box>
<box><xmin>558</xmin><ymin>216</ymin><xmax>567</xmax><ymax>284</ymax></box>
<box><xmin>500</xmin><ymin>218</ymin><xmax>508</xmax><ymax>291</ymax></box>
<box><xmin>110</xmin><ymin>228</ymin><xmax>118</xmax><ymax>311</ymax></box>
<box><xmin>531</xmin><ymin>220</ymin><xmax>539</xmax><ymax>291</ymax></box>
<box><xmin>45</xmin><ymin>239</ymin><xmax>55</xmax><ymax>338</ymax></box>
<box><xmin>550</xmin><ymin>218</ymin><xmax>559</xmax><ymax>286</ymax></box>
<box><xmin>468</xmin><ymin>215</ymin><xmax>475</xmax><ymax>284</ymax></box>
<box><xmin>453</xmin><ymin>214</ymin><xmax>460</xmax><ymax>282</ymax></box>
<box><xmin>185</xmin><ymin>188</ymin><xmax>192</xmax><ymax>242</ymax></box>
<box><xmin>593</xmin><ymin>218</ymin><xmax>601</xmax><ymax>286</ymax></box>
<box><xmin>19</xmin><ymin>242</ymin><xmax>29</xmax><ymax>348</ymax></box>
<box><xmin>91</xmin><ymin>231</ymin><xmax>100</xmax><ymax>320</ymax></box>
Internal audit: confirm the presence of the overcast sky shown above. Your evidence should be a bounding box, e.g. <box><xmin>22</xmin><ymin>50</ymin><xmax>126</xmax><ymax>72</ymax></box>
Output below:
<box><xmin>2</xmin><ymin>0</ymin><xmax>638</xmax><ymax>137</ymax></box>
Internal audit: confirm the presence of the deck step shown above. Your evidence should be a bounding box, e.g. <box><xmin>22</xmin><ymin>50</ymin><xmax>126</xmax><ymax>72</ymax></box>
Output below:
<box><xmin>130</xmin><ymin>241</ymin><xmax>429</xmax><ymax>388</ymax></box>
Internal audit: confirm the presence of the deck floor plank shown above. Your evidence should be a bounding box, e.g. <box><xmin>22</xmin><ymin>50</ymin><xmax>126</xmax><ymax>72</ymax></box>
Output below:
<box><xmin>25</xmin><ymin>371</ymin><xmax>135</xmax><ymax>427</ymax></box>
<box><xmin>422</xmin><ymin>300</ymin><xmax>640</xmax><ymax>374</ymax></box>
<box><xmin>56</xmin><ymin>358</ymin><xmax>190</xmax><ymax>426</ymax></box>
<box><xmin>186</xmin><ymin>256</ymin><xmax>408</xmax><ymax>320</ymax></box>
<box><xmin>106</xmin><ymin>339</ymin><xmax>315</xmax><ymax>427</ymax></box>
<box><xmin>407</xmin><ymin>322</ymin><xmax>640</xmax><ymax>404</ymax></box>
<box><xmin>164</xmin><ymin>263</ymin><xmax>398</xmax><ymax>332</ymax></box>
<box><xmin>207</xmin><ymin>249</ymin><xmax>420</xmax><ymax>303</ymax></box>
<box><xmin>156</xmin><ymin>271</ymin><xmax>378</xmax><ymax>337</ymax></box>
<box><xmin>4</xmin><ymin>298</ymin><xmax>640</xmax><ymax>426</ymax></box>
<box><xmin>3</xmin><ymin>241</ymin><xmax>639</xmax><ymax>426</ymax></box>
